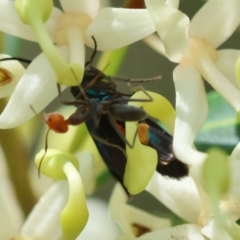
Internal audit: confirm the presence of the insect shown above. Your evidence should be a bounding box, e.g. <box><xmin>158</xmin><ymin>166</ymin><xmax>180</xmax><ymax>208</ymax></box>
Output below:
<box><xmin>68</xmin><ymin>37</ymin><xmax>188</xmax><ymax>192</ymax></box>
<box><xmin>64</xmin><ymin>37</ymin><xmax>162</xmax><ymax>193</ymax></box>
<box><xmin>70</xmin><ymin>69</ymin><xmax>188</xmax><ymax>191</ymax></box>
<box><xmin>138</xmin><ymin>118</ymin><xmax>188</xmax><ymax>178</ymax></box>
<box><xmin>54</xmin><ymin>72</ymin><xmax>155</xmax><ymax>194</ymax></box>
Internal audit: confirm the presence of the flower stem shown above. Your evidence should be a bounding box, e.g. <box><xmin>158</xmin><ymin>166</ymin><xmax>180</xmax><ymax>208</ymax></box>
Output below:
<box><xmin>0</xmin><ymin>99</ymin><xmax>36</xmax><ymax>216</ymax></box>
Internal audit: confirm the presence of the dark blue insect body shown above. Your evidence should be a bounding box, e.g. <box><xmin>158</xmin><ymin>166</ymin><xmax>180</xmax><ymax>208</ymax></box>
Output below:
<box><xmin>70</xmin><ymin>67</ymin><xmax>151</xmax><ymax>194</ymax></box>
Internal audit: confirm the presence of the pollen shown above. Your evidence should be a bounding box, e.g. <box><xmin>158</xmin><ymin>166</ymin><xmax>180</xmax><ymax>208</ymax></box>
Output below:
<box><xmin>0</xmin><ymin>67</ymin><xmax>13</xmax><ymax>86</ymax></box>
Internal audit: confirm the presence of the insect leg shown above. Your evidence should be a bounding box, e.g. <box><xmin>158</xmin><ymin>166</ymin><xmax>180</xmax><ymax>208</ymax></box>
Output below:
<box><xmin>110</xmin><ymin>86</ymin><xmax>153</xmax><ymax>105</ymax></box>
<box><xmin>111</xmin><ymin>75</ymin><xmax>161</xmax><ymax>83</ymax></box>
<box><xmin>56</xmin><ymin>83</ymin><xmax>86</xmax><ymax>106</ymax></box>
<box><xmin>107</xmin><ymin>113</ymin><xmax>139</xmax><ymax>149</ymax></box>
<box><xmin>89</xmin><ymin>130</ymin><xmax>127</xmax><ymax>157</ymax></box>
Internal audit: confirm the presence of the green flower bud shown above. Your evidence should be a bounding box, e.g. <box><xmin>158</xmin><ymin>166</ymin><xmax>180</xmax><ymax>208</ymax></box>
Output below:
<box><xmin>15</xmin><ymin>0</ymin><xmax>53</xmax><ymax>24</ymax></box>
<box><xmin>202</xmin><ymin>148</ymin><xmax>230</xmax><ymax>197</ymax></box>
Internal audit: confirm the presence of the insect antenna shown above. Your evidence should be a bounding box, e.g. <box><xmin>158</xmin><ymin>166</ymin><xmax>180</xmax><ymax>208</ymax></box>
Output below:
<box><xmin>0</xmin><ymin>57</ymin><xmax>31</xmax><ymax>64</ymax></box>
<box><xmin>29</xmin><ymin>105</ymin><xmax>52</xmax><ymax>177</ymax></box>
<box><xmin>37</xmin><ymin>128</ymin><xmax>51</xmax><ymax>177</ymax></box>
<box><xmin>84</xmin><ymin>36</ymin><xmax>97</xmax><ymax>67</ymax></box>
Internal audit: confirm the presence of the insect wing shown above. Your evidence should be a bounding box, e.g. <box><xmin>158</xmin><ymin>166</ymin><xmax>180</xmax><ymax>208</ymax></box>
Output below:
<box><xmin>85</xmin><ymin>114</ymin><xmax>129</xmax><ymax>194</ymax></box>
<box><xmin>140</xmin><ymin>118</ymin><xmax>189</xmax><ymax>179</ymax></box>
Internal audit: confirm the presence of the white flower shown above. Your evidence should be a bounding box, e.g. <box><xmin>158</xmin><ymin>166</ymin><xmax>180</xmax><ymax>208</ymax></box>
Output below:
<box><xmin>0</xmin><ymin>0</ymin><xmax>156</xmax><ymax>128</ymax></box>
<box><xmin>110</xmin><ymin>160</ymin><xmax>240</xmax><ymax>240</ymax></box>
<box><xmin>1</xmin><ymin>149</ymin><xmax>116</xmax><ymax>240</ymax></box>
<box><xmin>0</xmin><ymin>54</ymin><xmax>25</xmax><ymax>98</ymax></box>
<box><xmin>145</xmin><ymin>0</ymin><xmax>240</xmax><ymax>165</ymax></box>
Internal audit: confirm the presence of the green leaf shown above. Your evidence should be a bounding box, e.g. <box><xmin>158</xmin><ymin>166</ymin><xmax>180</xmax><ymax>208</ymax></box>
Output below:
<box><xmin>195</xmin><ymin>91</ymin><xmax>240</xmax><ymax>153</ymax></box>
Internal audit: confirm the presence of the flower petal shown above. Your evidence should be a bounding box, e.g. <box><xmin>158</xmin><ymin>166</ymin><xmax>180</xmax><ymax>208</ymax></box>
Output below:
<box><xmin>0</xmin><ymin>54</ymin><xmax>25</xmax><ymax>98</ymax></box>
<box><xmin>189</xmin><ymin>0</ymin><xmax>240</xmax><ymax>48</ymax></box>
<box><xmin>229</xmin><ymin>144</ymin><xmax>240</xmax><ymax>196</ymax></box>
<box><xmin>146</xmin><ymin>172</ymin><xmax>201</xmax><ymax>223</ymax></box>
<box><xmin>78</xmin><ymin>198</ymin><xmax>120</xmax><ymax>240</ymax></box>
<box><xmin>0</xmin><ymin>1</ymin><xmax>62</xmax><ymax>42</ymax></box>
<box><xmin>201</xmin><ymin>216</ymin><xmax>233</xmax><ymax>240</ymax></box>
<box><xmin>165</xmin><ymin>0</ymin><xmax>179</xmax><ymax>8</ymax></box>
<box><xmin>110</xmin><ymin>184</ymin><xmax>171</xmax><ymax>239</ymax></box>
<box><xmin>0</xmin><ymin>148</ymin><xmax>23</xmax><ymax>239</ymax></box>
<box><xmin>145</xmin><ymin>0</ymin><xmax>190</xmax><ymax>63</ymax></box>
<box><xmin>61</xmin><ymin>162</ymin><xmax>88</xmax><ymax>238</ymax></box>
<box><xmin>173</xmin><ymin>65</ymin><xmax>208</xmax><ymax>165</ymax></box>
<box><xmin>45</xmin><ymin>8</ymin><xmax>63</xmax><ymax>41</ymax></box>
<box><xmin>197</xmin><ymin>52</ymin><xmax>240</xmax><ymax>112</ymax></box>
<box><xmin>60</xmin><ymin>0</ymin><xmax>99</xmax><ymax>19</ymax></box>
<box><xmin>86</xmin><ymin>8</ymin><xmax>156</xmax><ymax>50</ymax></box>
<box><xmin>0</xmin><ymin>45</ymin><xmax>69</xmax><ymax>128</ymax></box>
<box><xmin>139</xmin><ymin>224</ymin><xmax>204</xmax><ymax>240</ymax></box>
<box><xmin>125</xmin><ymin>121</ymin><xmax>157</xmax><ymax>194</ymax></box>
<box><xmin>76</xmin><ymin>151</ymin><xmax>96</xmax><ymax>196</ymax></box>
<box><xmin>215</xmin><ymin>49</ymin><xmax>240</xmax><ymax>88</ymax></box>
<box><xmin>21</xmin><ymin>181</ymin><xmax>69</xmax><ymax>239</ymax></box>
<box><xmin>0</xmin><ymin>0</ymin><xmax>35</xmax><ymax>41</ymax></box>
<box><xmin>143</xmin><ymin>34</ymin><xmax>166</xmax><ymax>58</ymax></box>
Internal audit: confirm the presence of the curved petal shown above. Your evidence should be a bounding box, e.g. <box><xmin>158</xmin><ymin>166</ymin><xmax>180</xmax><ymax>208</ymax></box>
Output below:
<box><xmin>189</xmin><ymin>0</ymin><xmax>240</xmax><ymax>48</ymax></box>
<box><xmin>86</xmin><ymin>8</ymin><xmax>156</xmax><ymax>50</ymax></box>
<box><xmin>201</xmin><ymin>216</ymin><xmax>233</xmax><ymax>240</ymax></box>
<box><xmin>0</xmin><ymin>0</ymin><xmax>36</xmax><ymax>41</ymax></box>
<box><xmin>0</xmin><ymin>45</ymin><xmax>69</xmax><ymax>129</ymax></box>
<box><xmin>0</xmin><ymin>54</ymin><xmax>25</xmax><ymax>98</ymax></box>
<box><xmin>146</xmin><ymin>172</ymin><xmax>201</xmax><ymax>223</ymax></box>
<box><xmin>0</xmin><ymin>180</ymin><xmax>23</xmax><ymax>239</ymax></box>
<box><xmin>0</xmin><ymin>1</ymin><xmax>62</xmax><ymax>42</ymax></box>
<box><xmin>139</xmin><ymin>224</ymin><xmax>204</xmax><ymax>240</ymax></box>
<box><xmin>45</xmin><ymin>8</ymin><xmax>63</xmax><ymax>41</ymax></box>
<box><xmin>110</xmin><ymin>184</ymin><xmax>171</xmax><ymax>239</ymax></box>
<box><xmin>230</xmin><ymin>144</ymin><xmax>240</xmax><ymax>196</ymax></box>
<box><xmin>215</xmin><ymin>49</ymin><xmax>240</xmax><ymax>88</ymax></box>
<box><xmin>197</xmin><ymin>52</ymin><xmax>240</xmax><ymax>112</ymax></box>
<box><xmin>21</xmin><ymin>181</ymin><xmax>68</xmax><ymax>239</ymax></box>
<box><xmin>173</xmin><ymin>65</ymin><xmax>208</xmax><ymax>165</ymax></box>
<box><xmin>77</xmin><ymin>198</ymin><xmax>120</xmax><ymax>240</ymax></box>
<box><xmin>145</xmin><ymin>0</ymin><xmax>190</xmax><ymax>63</ymax></box>
<box><xmin>166</xmin><ymin>0</ymin><xmax>179</xmax><ymax>8</ymax></box>
<box><xmin>60</xmin><ymin>0</ymin><xmax>99</xmax><ymax>19</ymax></box>
<box><xmin>76</xmin><ymin>151</ymin><xmax>96</xmax><ymax>196</ymax></box>
<box><xmin>143</xmin><ymin>34</ymin><xmax>166</xmax><ymax>57</ymax></box>
<box><xmin>0</xmin><ymin>149</ymin><xmax>23</xmax><ymax>239</ymax></box>
<box><xmin>125</xmin><ymin>121</ymin><xmax>157</xmax><ymax>194</ymax></box>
